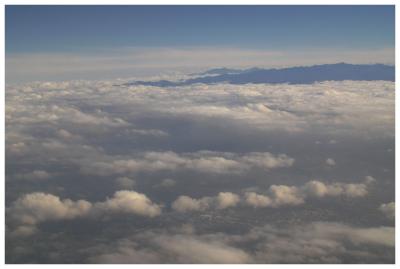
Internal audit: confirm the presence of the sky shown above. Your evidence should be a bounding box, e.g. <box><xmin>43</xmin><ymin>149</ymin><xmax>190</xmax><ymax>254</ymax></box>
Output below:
<box><xmin>5</xmin><ymin>5</ymin><xmax>395</xmax><ymax>52</ymax></box>
<box><xmin>5</xmin><ymin>5</ymin><xmax>395</xmax><ymax>83</ymax></box>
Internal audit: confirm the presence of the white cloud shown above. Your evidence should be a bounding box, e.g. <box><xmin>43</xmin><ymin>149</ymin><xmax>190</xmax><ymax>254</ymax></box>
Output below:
<box><xmin>156</xmin><ymin>178</ymin><xmax>176</xmax><ymax>188</ymax></box>
<box><xmin>115</xmin><ymin>177</ymin><xmax>136</xmax><ymax>189</ymax></box>
<box><xmin>93</xmin><ymin>190</ymin><xmax>161</xmax><ymax>217</ymax></box>
<box><xmin>244</xmin><ymin>192</ymin><xmax>272</xmax><ymax>208</ymax></box>
<box><xmin>172</xmin><ymin>196</ymin><xmax>212</xmax><ymax>213</ymax></box>
<box><xmin>379</xmin><ymin>202</ymin><xmax>395</xmax><ymax>219</ymax></box>
<box><xmin>364</xmin><ymin>176</ymin><xmax>376</xmax><ymax>184</ymax></box>
<box><xmin>80</xmin><ymin>151</ymin><xmax>294</xmax><ymax>176</ymax></box>
<box><xmin>326</xmin><ymin>158</ymin><xmax>336</xmax><ymax>166</ymax></box>
<box><xmin>8</xmin><ymin>192</ymin><xmax>92</xmax><ymax>226</ymax></box>
<box><xmin>241</xmin><ymin>152</ymin><xmax>295</xmax><ymax>170</ymax></box>
<box><xmin>173</xmin><ymin>178</ymin><xmax>371</xmax><ymax>212</ymax></box>
<box><xmin>13</xmin><ymin>170</ymin><xmax>51</xmax><ymax>181</ymax></box>
<box><xmin>7</xmin><ymin>190</ymin><xmax>161</xmax><ymax>236</ymax></box>
<box><xmin>4</xmin><ymin>55</ymin><xmax>395</xmax><ymax>264</ymax></box>
<box><xmin>9</xmin><ymin>225</ymin><xmax>38</xmax><ymax>237</ymax></box>
<box><xmin>6</xmin><ymin>80</ymin><xmax>394</xmax><ymax>174</ymax></box>
<box><xmin>303</xmin><ymin>180</ymin><xmax>369</xmax><ymax>198</ymax></box>
<box><xmin>216</xmin><ymin>192</ymin><xmax>240</xmax><ymax>209</ymax></box>
<box><xmin>86</xmin><ymin>221</ymin><xmax>394</xmax><ymax>263</ymax></box>
<box><xmin>172</xmin><ymin>192</ymin><xmax>240</xmax><ymax>213</ymax></box>
<box><xmin>245</xmin><ymin>179</ymin><xmax>371</xmax><ymax>208</ymax></box>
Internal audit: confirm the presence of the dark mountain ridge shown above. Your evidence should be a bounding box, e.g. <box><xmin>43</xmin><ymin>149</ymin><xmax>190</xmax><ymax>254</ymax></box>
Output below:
<box><xmin>126</xmin><ymin>63</ymin><xmax>395</xmax><ymax>87</ymax></box>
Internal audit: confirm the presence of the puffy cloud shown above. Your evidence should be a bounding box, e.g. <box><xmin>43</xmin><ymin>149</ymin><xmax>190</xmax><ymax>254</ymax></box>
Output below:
<box><xmin>8</xmin><ymin>192</ymin><xmax>92</xmax><ymax>226</ymax></box>
<box><xmin>244</xmin><ymin>192</ymin><xmax>272</xmax><ymax>208</ymax></box>
<box><xmin>7</xmin><ymin>190</ymin><xmax>161</xmax><ymax>236</ymax></box>
<box><xmin>13</xmin><ymin>170</ymin><xmax>51</xmax><ymax>181</ymax></box>
<box><xmin>246</xmin><ymin>179</ymin><xmax>371</xmax><ymax>208</ymax></box>
<box><xmin>241</xmin><ymin>152</ymin><xmax>295</xmax><ymax>170</ymax></box>
<box><xmin>216</xmin><ymin>192</ymin><xmax>240</xmax><ymax>209</ymax></box>
<box><xmin>379</xmin><ymin>202</ymin><xmax>395</xmax><ymax>220</ymax></box>
<box><xmin>303</xmin><ymin>180</ymin><xmax>368</xmax><ymax>198</ymax></box>
<box><xmin>93</xmin><ymin>190</ymin><xmax>161</xmax><ymax>217</ymax></box>
<box><xmin>173</xmin><ymin>178</ymin><xmax>370</xmax><ymax>212</ymax></box>
<box><xmin>115</xmin><ymin>177</ymin><xmax>136</xmax><ymax>189</ymax></box>
<box><xmin>172</xmin><ymin>192</ymin><xmax>240</xmax><ymax>212</ymax></box>
<box><xmin>172</xmin><ymin>196</ymin><xmax>211</xmax><ymax>213</ymax></box>
<box><xmin>243</xmin><ymin>185</ymin><xmax>305</xmax><ymax>209</ymax></box>
<box><xmin>9</xmin><ymin>225</ymin><xmax>38</xmax><ymax>237</ymax></box>
<box><xmin>268</xmin><ymin>185</ymin><xmax>304</xmax><ymax>206</ymax></box>
<box><xmin>56</xmin><ymin>129</ymin><xmax>82</xmax><ymax>140</ymax></box>
<box><xmin>326</xmin><ymin>158</ymin><xmax>336</xmax><ymax>166</ymax></box>
<box><xmin>80</xmin><ymin>151</ymin><xmax>294</xmax><ymax>176</ymax></box>
<box><xmin>155</xmin><ymin>178</ymin><xmax>176</xmax><ymax>188</ymax></box>
<box><xmin>126</xmin><ymin>128</ymin><xmax>169</xmax><ymax>137</ymax></box>
<box><xmin>364</xmin><ymin>176</ymin><xmax>376</xmax><ymax>184</ymax></box>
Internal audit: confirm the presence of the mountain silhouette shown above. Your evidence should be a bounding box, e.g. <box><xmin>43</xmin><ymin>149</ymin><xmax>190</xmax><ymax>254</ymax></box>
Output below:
<box><xmin>126</xmin><ymin>63</ymin><xmax>395</xmax><ymax>87</ymax></box>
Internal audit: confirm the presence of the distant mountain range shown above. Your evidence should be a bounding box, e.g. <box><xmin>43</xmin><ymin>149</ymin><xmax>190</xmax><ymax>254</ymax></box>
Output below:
<box><xmin>125</xmin><ymin>63</ymin><xmax>395</xmax><ymax>87</ymax></box>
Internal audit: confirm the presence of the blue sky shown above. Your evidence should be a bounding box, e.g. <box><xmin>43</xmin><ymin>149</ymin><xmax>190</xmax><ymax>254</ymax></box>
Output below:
<box><xmin>6</xmin><ymin>5</ymin><xmax>394</xmax><ymax>53</ymax></box>
<box><xmin>5</xmin><ymin>5</ymin><xmax>395</xmax><ymax>83</ymax></box>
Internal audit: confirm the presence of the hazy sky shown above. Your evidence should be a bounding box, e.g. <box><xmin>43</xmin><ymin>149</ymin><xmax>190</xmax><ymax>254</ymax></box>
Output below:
<box><xmin>5</xmin><ymin>5</ymin><xmax>395</xmax><ymax>83</ymax></box>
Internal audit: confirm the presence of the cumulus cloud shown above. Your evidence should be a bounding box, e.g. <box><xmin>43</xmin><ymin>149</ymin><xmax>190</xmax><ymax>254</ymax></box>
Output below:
<box><xmin>93</xmin><ymin>190</ymin><xmax>161</xmax><ymax>217</ymax></box>
<box><xmin>9</xmin><ymin>225</ymin><xmax>38</xmax><ymax>237</ymax></box>
<box><xmin>244</xmin><ymin>192</ymin><xmax>272</xmax><ymax>208</ymax></box>
<box><xmin>80</xmin><ymin>151</ymin><xmax>294</xmax><ymax>176</ymax></box>
<box><xmin>172</xmin><ymin>192</ymin><xmax>240</xmax><ymax>213</ymax></box>
<box><xmin>172</xmin><ymin>196</ymin><xmax>212</xmax><ymax>213</ymax></box>
<box><xmin>302</xmin><ymin>180</ymin><xmax>369</xmax><ymax>198</ymax></box>
<box><xmin>8</xmin><ymin>192</ymin><xmax>92</xmax><ymax>226</ymax></box>
<box><xmin>326</xmin><ymin>158</ymin><xmax>336</xmax><ymax>166</ymax></box>
<box><xmin>115</xmin><ymin>177</ymin><xmax>136</xmax><ymax>189</ymax></box>
<box><xmin>7</xmin><ymin>190</ymin><xmax>161</xmax><ymax>236</ymax></box>
<box><xmin>155</xmin><ymin>178</ymin><xmax>176</xmax><ymax>188</ymax></box>
<box><xmin>244</xmin><ymin>178</ymin><xmax>371</xmax><ymax>208</ymax></box>
<box><xmin>173</xmin><ymin>178</ymin><xmax>372</xmax><ymax>212</ymax></box>
<box><xmin>379</xmin><ymin>202</ymin><xmax>395</xmax><ymax>220</ymax></box>
<box><xmin>216</xmin><ymin>192</ymin><xmax>241</xmax><ymax>209</ymax></box>
<box><xmin>13</xmin><ymin>170</ymin><xmax>51</xmax><ymax>181</ymax></box>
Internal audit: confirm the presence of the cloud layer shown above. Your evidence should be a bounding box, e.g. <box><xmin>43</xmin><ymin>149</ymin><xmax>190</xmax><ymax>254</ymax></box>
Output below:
<box><xmin>172</xmin><ymin>177</ymin><xmax>373</xmax><ymax>212</ymax></box>
<box><xmin>86</xmin><ymin>221</ymin><xmax>394</xmax><ymax>263</ymax></box>
<box><xmin>5</xmin><ymin>78</ymin><xmax>394</xmax><ymax>263</ymax></box>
